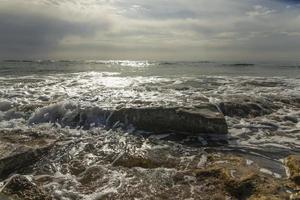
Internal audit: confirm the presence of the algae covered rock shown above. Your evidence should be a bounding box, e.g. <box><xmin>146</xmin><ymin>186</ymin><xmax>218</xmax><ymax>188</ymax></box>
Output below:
<box><xmin>285</xmin><ymin>155</ymin><xmax>300</xmax><ymax>185</ymax></box>
<box><xmin>0</xmin><ymin>175</ymin><xmax>51</xmax><ymax>200</ymax></box>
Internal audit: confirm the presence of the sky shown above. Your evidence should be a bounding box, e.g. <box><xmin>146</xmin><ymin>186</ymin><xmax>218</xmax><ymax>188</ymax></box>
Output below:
<box><xmin>0</xmin><ymin>0</ymin><xmax>300</xmax><ymax>61</ymax></box>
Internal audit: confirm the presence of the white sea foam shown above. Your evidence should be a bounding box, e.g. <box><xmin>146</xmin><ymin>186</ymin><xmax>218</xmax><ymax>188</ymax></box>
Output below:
<box><xmin>0</xmin><ymin>71</ymin><xmax>299</xmax><ymax>151</ymax></box>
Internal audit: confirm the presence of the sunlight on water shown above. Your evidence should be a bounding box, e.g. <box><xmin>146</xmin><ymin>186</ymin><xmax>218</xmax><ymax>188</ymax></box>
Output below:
<box><xmin>84</xmin><ymin>60</ymin><xmax>153</xmax><ymax>68</ymax></box>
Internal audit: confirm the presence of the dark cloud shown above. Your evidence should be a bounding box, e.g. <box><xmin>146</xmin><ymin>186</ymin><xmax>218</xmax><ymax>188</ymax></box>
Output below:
<box><xmin>0</xmin><ymin>9</ymin><xmax>108</xmax><ymax>59</ymax></box>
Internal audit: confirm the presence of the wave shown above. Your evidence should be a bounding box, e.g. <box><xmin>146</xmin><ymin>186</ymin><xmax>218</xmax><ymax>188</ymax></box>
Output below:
<box><xmin>2</xmin><ymin>59</ymin><xmax>76</xmax><ymax>64</ymax></box>
<box><xmin>158</xmin><ymin>61</ymin><xmax>214</xmax><ymax>65</ymax></box>
<box><xmin>222</xmin><ymin>63</ymin><xmax>255</xmax><ymax>67</ymax></box>
<box><xmin>279</xmin><ymin>65</ymin><xmax>300</xmax><ymax>69</ymax></box>
<box><xmin>3</xmin><ymin>60</ymin><xmax>300</xmax><ymax>70</ymax></box>
<box><xmin>2</xmin><ymin>60</ymin><xmax>215</xmax><ymax>66</ymax></box>
<box><xmin>84</xmin><ymin>60</ymin><xmax>153</xmax><ymax>67</ymax></box>
<box><xmin>3</xmin><ymin>60</ymin><xmax>35</xmax><ymax>63</ymax></box>
<box><xmin>28</xmin><ymin>102</ymin><xmax>109</xmax><ymax>129</ymax></box>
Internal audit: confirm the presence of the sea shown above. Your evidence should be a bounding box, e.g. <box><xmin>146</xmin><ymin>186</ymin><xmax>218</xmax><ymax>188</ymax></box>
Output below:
<box><xmin>0</xmin><ymin>60</ymin><xmax>299</xmax><ymax>199</ymax></box>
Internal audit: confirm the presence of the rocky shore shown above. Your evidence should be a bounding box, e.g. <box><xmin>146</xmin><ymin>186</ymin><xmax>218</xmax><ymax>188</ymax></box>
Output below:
<box><xmin>0</xmin><ymin>108</ymin><xmax>299</xmax><ymax>199</ymax></box>
<box><xmin>1</xmin><ymin>74</ymin><xmax>300</xmax><ymax>200</ymax></box>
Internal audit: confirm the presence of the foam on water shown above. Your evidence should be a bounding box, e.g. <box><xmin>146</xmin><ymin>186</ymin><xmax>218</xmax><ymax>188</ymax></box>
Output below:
<box><xmin>0</xmin><ymin>71</ymin><xmax>299</xmax><ymax>150</ymax></box>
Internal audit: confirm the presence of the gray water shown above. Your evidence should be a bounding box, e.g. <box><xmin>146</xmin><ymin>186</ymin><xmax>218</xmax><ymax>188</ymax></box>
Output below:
<box><xmin>1</xmin><ymin>60</ymin><xmax>300</xmax><ymax>77</ymax></box>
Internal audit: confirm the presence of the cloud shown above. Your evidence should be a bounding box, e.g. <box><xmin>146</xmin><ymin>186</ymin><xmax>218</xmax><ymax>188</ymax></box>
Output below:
<box><xmin>0</xmin><ymin>0</ymin><xmax>300</xmax><ymax>61</ymax></box>
<box><xmin>246</xmin><ymin>5</ymin><xmax>276</xmax><ymax>17</ymax></box>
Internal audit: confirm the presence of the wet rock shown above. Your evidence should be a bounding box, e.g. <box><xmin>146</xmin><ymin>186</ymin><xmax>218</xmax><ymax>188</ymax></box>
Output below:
<box><xmin>290</xmin><ymin>192</ymin><xmax>300</xmax><ymax>200</ymax></box>
<box><xmin>0</xmin><ymin>110</ymin><xmax>24</xmax><ymax>121</ymax></box>
<box><xmin>272</xmin><ymin>96</ymin><xmax>300</xmax><ymax>107</ymax></box>
<box><xmin>285</xmin><ymin>155</ymin><xmax>300</xmax><ymax>185</ymax></box>
<box><xmin>284</xmin><ymin>115</ymin><xmax>298</xmax><ymax>123</ymax></box>
<box><xmin>18</xmin><ymin>104</ymin><xmax>45</xmax><ymax>113</ymax></box>
<box><xmin>249</xmin><ymin>195</ymin><xmax>282</xmax><ymax>200</ymax></box>
<box><xmin>174</xmin><ymin>165</ymin><xmax>287</xmax><ymax>200</ymax></box>
<box><xmin>69</xmin><ymin>160</ymin><xmax>86</xmax><ymax>175</ymax></box>
<box><xmin>219</xmin><ymin>97</ymin><xmax>275</xmax><ymax>118</ymax></box>
<box><xmin>112</xmin><ymin>152</ymin><xmax>178</xmax><ymax>169</ymax></box>
<box><xmin>108</xmin><ymin>104</ymin><xmax>228</xmax><ymax>134</ymax></box>
<box><xmin>0</xmin><ymin>175</ymin><xmax>51</xmax><ymax>200</ymax></box>
<box><xmin>0</xmin><ymin>130</ymin><xmax>56</xmax><ymax>179</ymax></box>
<box><xmin>241</xmin><ymin>80</ymin><xmax>282</xmax><ymax>87</ymax></box>
<box><xmin>227</xmin><ymin>175</ymin><xmax>257</xmax><ymax>199</ymax></box>
<box><xmin>0</xmin><ymin>101</ymin><xmax>14</xmax><ymax>112</ymax></box>
<box><xmin>29</xmin><ymin>102</ymin><xmax>228</xmax><ymax>134</ymax></box>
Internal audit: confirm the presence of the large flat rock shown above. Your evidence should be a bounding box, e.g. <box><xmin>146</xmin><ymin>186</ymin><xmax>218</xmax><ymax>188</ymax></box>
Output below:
<box><xmin>108</xmin><ymin>104</ymin><xmax>228</xmax><ymax>134</ymax></box>
<box><xmin>0</xmin><ymin>130</ymin><xmax>56</xmax><ymax>179</ymax></box>
<box><xmin>28</xmin><ymin>102</ymin><xmax>228</xmax><ymax>135</ymax></box>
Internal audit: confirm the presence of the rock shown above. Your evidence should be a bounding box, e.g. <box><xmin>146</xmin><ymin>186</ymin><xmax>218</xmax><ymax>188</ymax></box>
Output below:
<box><xmin>0</xmin><ymin>130</ymin><xmax>56</xmax><ymax>179</ymax></box>
<box><xmin>285</xmin><ymin>155</ymin><xmax>300</xmax><ymax>185</ymax></box>
<box><xmin>0</xmin><ymin>101</ymin><xmax>13</xmax><ymax>112</ymax></box>
<box><xmin>290</xmin><ymin>192</ymin><xmax>300</xmax><ymax>200</ymax></box>
<box><xmin>26</xmin><ymin>129</ymin><xmax>291</xmax><ymax>200</ymax></box>
<box><xmin>219</xmin><ymin>97</ymin><xmax>275</xmax><ymax>118</ymax></box>
<box><xmin>273</xmin><ymin>96</ymin><xmax>300</xmax><ymax>107</ymax></box>
<box><xmin>0</xmin><ymin>110</ymin><xmax>24</xmax><ymax>121</ymax></box>
<box><xmin>177</xmin><ymin>165</ymin><xmax>287</xmax><ymax>200</ymax></box>
<box><xmin>28</xmin><ymin>102</ymin><xmax>228</xmax><ymax>135</ymax></box>
<box><xmin>69</xmin><ymin>160</ymin><xmax>86</xmax><ymax>175</ymax></box>
<box><xmin>107</xmin><ymin>104</ymin><xmax>228</xmax><ymax>135</ymax></box>
<box><xmin>249</xmin><ymin>195</ymin><xmax>282</xmax><ymax>200</ymax></box>
<box><xmin>284</xmin><ymin>115</ymin><xmax>298</xmax><ymax>123</ymax></box>
<box><xmin>0</xmin><ymin>175</ymin><xmax>51</xmax><ymax>200</ymax></box>
<box><xmin>0</xmin><ymin>193</ymin><xmax>12</xmax><ymax>200</ymax></box>
<box><xmin>225</xmin><ymin>174</ymin><xmax>258</xmax><ymax>199</ymax></box>
<box><xmin>111</xmin><ymin>150</ymin><xmax>179</xmax><ymax>169</ymax></box>
<box><xmin>241</xmin><ymin>80</ymin><xmax>281</xmax><ymax>87</ymax></box>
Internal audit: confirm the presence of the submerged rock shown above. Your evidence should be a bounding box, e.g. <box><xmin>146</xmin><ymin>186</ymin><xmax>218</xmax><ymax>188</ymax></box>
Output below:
<box><xmin>0</xmin><ymin>175</ymin><xmax>51</xmax><ymax>200</ymax></box>
<box><xmin>219</xmin><ymin>97</ymin><xmax>275</xmax><ymax>118</ymax></box>
<box><xmin>0</xmin><ymin>130</ymin><xmax>56</xmax><ymax>179</ymax></box>
<box><xmin>107</xmin><ymin>104</ymin><xmax>228</xmax><ymax>134</ymax></box>
<box><xmin>272</xmin><ymin>96</ymin><xmax>300</xmax><ymax>107</ymax></box>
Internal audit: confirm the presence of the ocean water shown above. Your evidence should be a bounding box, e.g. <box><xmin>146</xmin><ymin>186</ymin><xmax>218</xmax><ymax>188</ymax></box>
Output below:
<box><xmin>0</xmin><ymin>60</ymin><xmax>299</xmax><ymax>199</ymax></box>
<box><xmin>1</xmin><ymin>60</ymin><xmax>300</xmax><ymax>77</ymax></box>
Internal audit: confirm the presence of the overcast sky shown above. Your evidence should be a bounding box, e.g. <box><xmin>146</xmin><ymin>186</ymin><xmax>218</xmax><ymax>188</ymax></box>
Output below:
<box><xmin>0</xmin><ymin>0</ymin><xmax>300</xmax><ymax>61</ymax></box>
